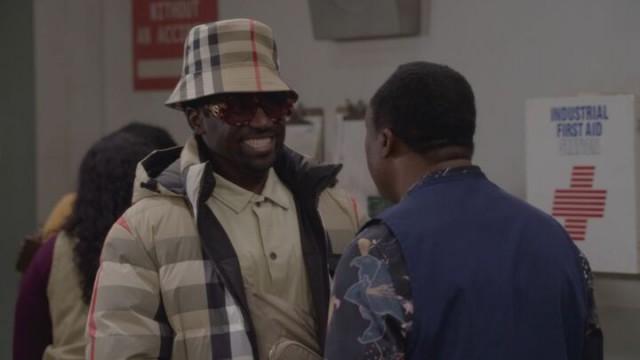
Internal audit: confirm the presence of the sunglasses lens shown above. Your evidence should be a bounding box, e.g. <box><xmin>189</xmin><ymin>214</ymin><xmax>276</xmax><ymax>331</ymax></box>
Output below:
<box><xmin>220</xmin><ymin>97</ymin><xmax>253</xmax><ymax>125</ymax></box>
<box><xmin>258</xmin><ymin>94</ymin><xmax>292</xmax><ymax>120</ymax></box>
<box><xmin>209</xmin><ymin>93</ymin><xmax>294</xmax><ymax>126</ymax></box>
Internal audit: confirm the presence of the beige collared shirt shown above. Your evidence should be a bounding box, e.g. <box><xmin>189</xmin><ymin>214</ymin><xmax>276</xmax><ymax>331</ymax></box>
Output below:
<box><xmin>207</xmin><ymin>168</ymin><xmax>319</xmax><ymax>358</ymax></box>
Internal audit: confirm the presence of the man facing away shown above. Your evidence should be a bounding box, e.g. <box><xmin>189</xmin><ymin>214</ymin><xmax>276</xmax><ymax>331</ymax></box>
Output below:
<box><xmin>325</xmin><ymin>62</ymin><xmax>603</xmax><ymax>360</ymax></box>
<box><xmin>87</xmin><ymin>19</ymin><xmax>360</xmax><ymax>360</ymax></box>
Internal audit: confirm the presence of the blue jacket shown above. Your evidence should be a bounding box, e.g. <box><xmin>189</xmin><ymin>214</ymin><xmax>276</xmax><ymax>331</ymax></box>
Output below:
<box><xmin>379</xmin><ymin>166</ymin><xmax>589</xmax><ymax>359</ymax></box>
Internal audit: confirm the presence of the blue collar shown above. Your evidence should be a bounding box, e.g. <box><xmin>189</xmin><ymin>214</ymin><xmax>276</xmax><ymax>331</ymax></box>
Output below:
<box><xmin>406</xmin><ymin>165</ymin><xmax>484</xmax><ymax>197</ymax></box>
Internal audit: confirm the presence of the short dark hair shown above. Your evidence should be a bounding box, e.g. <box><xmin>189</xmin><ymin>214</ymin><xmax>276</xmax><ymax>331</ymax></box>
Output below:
<box><xmin>370</xmin><ymin>61</ymin><xmax>476</xmax><ymax>156</ymax></box>
<box><xmin>118</xmin><ymin>122</ymin><xmax>177</xmax><ymax>149</ymax></box>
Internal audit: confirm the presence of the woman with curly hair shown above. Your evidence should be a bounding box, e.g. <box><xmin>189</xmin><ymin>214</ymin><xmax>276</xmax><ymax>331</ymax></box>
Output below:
<box><xmin>15</xmin><ymin>122</ymin><xmax>176</xmax><ymax>273</ymax></box>
<box><xmin>13</xmin><ymin>131</ymin><xmax>159</xmax><ymax>360</ymax></box>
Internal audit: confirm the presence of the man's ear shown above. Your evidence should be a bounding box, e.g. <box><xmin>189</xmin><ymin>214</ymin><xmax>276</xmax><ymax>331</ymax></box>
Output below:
<box><xmin>186</xmin><ymin>108</ymin><xmax>205</xmax><ymax>135</ymax></box>
<box><xmin>379</xmin><ymin>128</ymin><xmax>395</xmax><ymax>158</ymax></box>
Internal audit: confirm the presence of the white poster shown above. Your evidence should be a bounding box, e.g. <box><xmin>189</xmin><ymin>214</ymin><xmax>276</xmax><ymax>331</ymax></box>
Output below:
<box><xmin>285</xmin><ymin>113</ymin><xmax>323</xmax><ymax>161</ymax></box>
<box><xmin>526</xmin><ymin>95</ymin><xmax>639</xmax><ymax>273</ymax></box>
<box><xmin>334</xmin><ymin>116</ymin><xmax>379</xmax><ymax>215</ymax></box>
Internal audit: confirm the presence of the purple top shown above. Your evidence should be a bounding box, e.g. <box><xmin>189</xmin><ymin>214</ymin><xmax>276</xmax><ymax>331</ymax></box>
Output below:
<box><xmin>13</xmin><ymin>235</ymin><xmax>57</xmax><ymax>360</ymax></box>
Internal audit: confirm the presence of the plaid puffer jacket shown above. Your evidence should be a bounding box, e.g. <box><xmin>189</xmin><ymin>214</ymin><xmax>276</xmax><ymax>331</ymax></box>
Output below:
<box><xmin>86</xmin><ymin>137</ymin><xmax>360</xmax><ymax>359</ymax></box>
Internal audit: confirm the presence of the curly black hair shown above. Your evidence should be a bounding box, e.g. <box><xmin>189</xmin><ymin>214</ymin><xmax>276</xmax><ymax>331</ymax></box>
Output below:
<box><xmin>118</xmin><ymin>122</ymin><xmax>177</xmax><ymax>149</ymax></box>
<box><xmin>62</xmin><ymin>132</ymin><xmax>156</xmax><ymax>304</ymax></box>
<box><xmin>370</xmin><ymin>61</ymin><xmax>476</xmax><ymax>156</ymax></box>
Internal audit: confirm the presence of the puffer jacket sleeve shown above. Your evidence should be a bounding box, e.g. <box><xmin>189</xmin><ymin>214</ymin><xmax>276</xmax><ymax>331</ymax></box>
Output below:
<box><xmin>318</xmin><ymin>187</ymin><xmax>366</xmax><ymax>274</ymax></box>
<box><xmin>318</xmin><ymin>187</ymin><xmax>366</xmax><ymax>252</ymax></box>
<box><xmin>86</xmin><ymin>214</ymin><xmax>173</xmax><ymax>360</ymax></box>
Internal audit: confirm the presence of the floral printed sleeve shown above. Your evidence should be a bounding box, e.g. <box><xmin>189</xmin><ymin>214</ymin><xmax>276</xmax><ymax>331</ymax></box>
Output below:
<box><xmin>325</xmin><ymin>221</ymin><xmax>413</xmax><ymax>360</ymax></box>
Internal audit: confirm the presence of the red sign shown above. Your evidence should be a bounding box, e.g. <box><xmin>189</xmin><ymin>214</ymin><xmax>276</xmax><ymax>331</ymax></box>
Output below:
<box><xmin>133</xmin><ymin>0</ymin><xmax>217</xmax><ymax>90</ymax></box>
<box><xmin>552</xmin><ymin>165</ymin><xmax>607</xmax><ymax>241</ymax></box>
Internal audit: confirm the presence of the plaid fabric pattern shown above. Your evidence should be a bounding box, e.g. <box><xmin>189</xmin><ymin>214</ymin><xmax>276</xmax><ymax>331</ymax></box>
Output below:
<box><xmin>87</xmin><ymin>140</ymin><xmax>255</xmax><ymax>359</ymax></box>
<box><xmin>87</xmin><ymin>206</ymin><xmax>254</xmax><ymax>359</ymax></box>
<box><xmin>166</xmin><ymin>18</ymin><xmax>295</xmax><ymax>109</ymax></box>
<box><xmin>87</xmin><ymin>138</ymin><xmax>360</xmax><ymax>359</ymax></box>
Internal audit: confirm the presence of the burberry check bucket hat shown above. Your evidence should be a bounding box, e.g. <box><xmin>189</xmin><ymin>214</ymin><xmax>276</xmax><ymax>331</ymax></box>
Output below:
<box><xmin>165</xmin><ymin>18</ymin><xmax>297</xmax><ymax>110</ymax></box>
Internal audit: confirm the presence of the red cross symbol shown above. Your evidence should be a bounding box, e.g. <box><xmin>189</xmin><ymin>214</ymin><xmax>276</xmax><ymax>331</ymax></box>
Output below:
<box><xmin>552</xmin><ymin>165</ymin><xmax>607</xmax><ymax>241</ymax></box>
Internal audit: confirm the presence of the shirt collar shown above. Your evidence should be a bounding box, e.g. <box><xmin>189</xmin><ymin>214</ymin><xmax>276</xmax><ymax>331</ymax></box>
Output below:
<box><xmin>212</xmin><ymin>168</ymin><xmax>291</xmax><ymax>213</ymax></box>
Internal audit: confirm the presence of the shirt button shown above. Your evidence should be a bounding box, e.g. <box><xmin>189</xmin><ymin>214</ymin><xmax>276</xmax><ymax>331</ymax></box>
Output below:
<box><xmin>269</xmin><ymin>252</ymin><xmax>277</xmax><ymax>260</ymax></box>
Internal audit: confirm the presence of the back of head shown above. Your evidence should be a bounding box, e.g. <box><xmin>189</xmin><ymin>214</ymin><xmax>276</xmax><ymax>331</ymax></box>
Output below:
<box><xmin>118</xmin><ymin>122</ymin><xmax>177</xmax><ymax>149</ymax></box>
<box><xmin>370</xmin><ymin>61</ymin><xmax>476</xmax><ymax>158</ymax></box>
<box><xmin>64</xmin><ymin>132</ymin><xmax>156</xmax><ymax>304</ymax></box>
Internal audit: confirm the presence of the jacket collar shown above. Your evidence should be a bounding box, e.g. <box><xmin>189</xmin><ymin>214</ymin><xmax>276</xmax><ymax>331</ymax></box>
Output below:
<box><xmin>178</xmin><ymin>136</ymin><xmax>342</xmax><ymax>209</ymax></box>
<box><xmin>136</xmin><ymin>135</ymin><xmax>342</xmax><ymax>215</ymax></box>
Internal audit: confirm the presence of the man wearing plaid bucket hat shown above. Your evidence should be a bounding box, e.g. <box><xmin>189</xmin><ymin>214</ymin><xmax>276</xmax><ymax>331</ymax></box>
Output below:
<box><xmin>87</xmin><ymin>19</ymin><xmax>362</xmax><ymax>359</ymax></box>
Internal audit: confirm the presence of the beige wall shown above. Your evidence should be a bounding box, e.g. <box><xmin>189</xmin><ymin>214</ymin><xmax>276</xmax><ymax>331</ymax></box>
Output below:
<box><xmin>34</xmin><ymin>1</ymin><xmax>640</xmax><ymax>358</ymax></box>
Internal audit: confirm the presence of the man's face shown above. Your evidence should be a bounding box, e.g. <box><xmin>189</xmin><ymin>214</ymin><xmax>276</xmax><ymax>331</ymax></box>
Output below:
<box><xmin>364</xmin><ymin>107</ymin><xmax>393</xmax><ymax>201</ymax></box>
<box><xmin>196</xmin><ymin>93</ymin><xmax>291</xmax><ymax>174</ymax></box>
